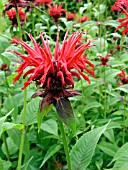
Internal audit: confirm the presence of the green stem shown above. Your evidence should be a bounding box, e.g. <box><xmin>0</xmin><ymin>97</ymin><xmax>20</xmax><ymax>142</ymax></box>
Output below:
<box><xmin>17</xmin><ymin>88</ymin><xmax>27</xmax><ymax>170</ymax></box>
<box><xmin>2</xmin><ymin>132</ymin><xmax>10</xmax><ymax>161</ymax></box>
<box><xmin>4</xmin><ymin>72</ymin><xmax>9</xmax><ymax>94</ymax></box>
<box><xmin>58</xmin><ymin>120</ymin><xmax>71</xmax><ymax>170</ymax></box>
<box><xmin>104</xmin><ymin>66</ymin><xmax>107</xmax><ymax>118</ymax></box>
<box><xmin>15</xmin><ymin>6</ymin><xmax>22</xmax><ymax>38</ymax></box>
<box><xmin>122</xmin><ymin>93</ymin><xmax>127</xmax><ymax>144</ymax></box>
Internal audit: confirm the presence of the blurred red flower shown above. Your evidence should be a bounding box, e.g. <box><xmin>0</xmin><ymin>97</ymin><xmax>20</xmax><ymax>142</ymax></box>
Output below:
<box><xmin>66</xmin><ymin>12</ymin><xmax>76</xmax><ymax>21</ymax></box>
<box><xmin>12</xmin><ymin>31</ymin><xmax>94</xmax><ymax>110</ymax></box>
<box><xmin>115</xmin><ymin>0</ymin><xmax>128</xmax><ymax>9</ymax></box>
<box><xmin>111</xmin><ymin>5</ymin><xmax>120</xmax><ymax>12</ymax></box>
<box><xmin>78</xmin><ymin>16</ymin><xmax>88</xmax><ymax>23</ymax></box>
<box><xmin>6</xmin><ymin>8</ymin><xmax>27</xmax><ymax>26</ymax></box>
<box><xmin>48</xmin><ymin>4</ymin><xmax>66</xmax><ymax>23</ymax></box>
<box><xmin>116</xmin><ymin>70</ymin><xmax>128</xmax><ymax>85</ymax></box>
<box><xmin>116</xmin><ymin>6</ymin><xmax>128</xmax><ymax>35</ymax></box>
<box><xmin>34</xmin><ymin>0</ymin><xmax>52</xmax><ymax>5</ymax></box>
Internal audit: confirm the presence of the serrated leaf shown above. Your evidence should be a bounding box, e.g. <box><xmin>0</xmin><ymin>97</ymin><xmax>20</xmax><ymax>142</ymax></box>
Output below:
<box><xmin>40</xmin><ymin>119</ymin><xmax>58</xmax><ymax>136</ymax></box>
<box><xmin>109</xmin><ymin>142</ymin><xmax>128</xmax><ymax>168</ymax></box>
<box><xmin>115</xmin><ymin>84</ymin><xmax>128</xmax><ymax>93</ymax></box>
<box><xmin>55</xmin><ymin>97</ymin><xmax>76</xmax><ymax>135</ymax></box>
<box><xmin>39</xmin><ymin>144</ymin><xmax>62</xmax><ymax>168</ymax></box>
<box><xmin>70</xmin><ymin>122</ymin><xmax>109</xmax><ymax>170</ymax></box>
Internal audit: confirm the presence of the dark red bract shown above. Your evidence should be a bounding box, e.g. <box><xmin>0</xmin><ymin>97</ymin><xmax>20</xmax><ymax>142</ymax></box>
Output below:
<box><xmin>99</xmin><ymin>54</ymin><xmax>111</xmax><ymax>66</ymax></box>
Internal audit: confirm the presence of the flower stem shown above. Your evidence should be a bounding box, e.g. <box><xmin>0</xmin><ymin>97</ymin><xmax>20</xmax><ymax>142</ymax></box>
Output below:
<box><xmin>2</xmin><ymin>132</ymin><xmax>10</xmax><ymax>161</ymax></box>
<box><xmin>15</xmin><ymin>6</ymin><xmax>22</xmax><ymax>38</ymax></box>
<box><xmin>122</xmin><ymin>93</ymin><xmax>127</xmax><ymax>144</ymax></box>
<box><xmin>58</xmin><ymin>120</ymin><xmax>72</xmax><ymax>170</ymax></box>
<box><xmin>17</xmin><ymin>88</ymin><xmax>27</xmax><ymax>170</ymax></box>
<box><xmin>104</xmin><ymin>66</ymin><xmax>107</xmax><ymax>118</ymax></box>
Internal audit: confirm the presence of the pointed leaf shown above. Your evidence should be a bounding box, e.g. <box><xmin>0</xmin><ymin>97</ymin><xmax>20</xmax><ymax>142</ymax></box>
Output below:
<box><xmin>55</xmin><ymin>97</ymin><xmax>76</xmax><ymax>134</ymax></box>
<box><xmin>115</xmin><ymin>84</ymin><xmax>128</xmax><ymax>93</ymax></box>
<box><xmin>70</xmin><ymin>122</ymin><xmax>109</xmax><ymax>170</ymax></box>
<box><xmin>109</xmin><ymin>142</ymin><xmax>128</xmax><ymax>168</ymax></box>
<box><xmin>39</xmin><ymin>144</ymin><xmax>62</xmax><ymax>168</ymax></box>
<box><xmin>40</xmin><ymin>119</ymin><xmax>58</xmax><ymax>136</ymax></box>
<box><xmin>37</xmin><ymin>104</ymin><xmax>53</xmax><ymax>133</ymax></box>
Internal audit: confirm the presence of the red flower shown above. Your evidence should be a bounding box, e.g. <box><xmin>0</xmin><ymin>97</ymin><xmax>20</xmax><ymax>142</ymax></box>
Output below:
<box><xmin>6</xmin><ymin>8</ymin><xmax>27</xmax><ymax>26</ymax></box>
<box><xmin>12</xmin><ymin>31</ymin><xmax>94</xmax><ymax>111</ymax></box>
<box><xmin>115</xmin><ymin>0</ymin><xmax>128</xmax><ymax>9</ymax></box>
<box><xmin>34</xmin><ymin>0</ymin><xmax>52</xmax><ymax>5</ymax></box>
<box><xmin>78</xmin><ymin>16</ymin><xmax>88</xmax><ymax>23</ymax></box>
<box><xmin>116</xmin><ymin>70</ymin><xmax>128</xmax><ymax>85</ymax></box>
<box><xmin>115</xmin><ymin>6</ymin><xmax>128</xmax><ymax>35</ymax></box>
<box><xmin>66</xmin><ymin>12</ymin><xmax>76</xmax><ymax>21</ymax></box>
<box><xmin>111</xmin><ymin>5</ymin><xmax>120</xmax><ymax>12</ymax></box>
<box><xmin>99</xmin><ymin>54</ymin><xmax>111</xmax><ymax>66</ymax></box>
<box><xmin>48</xmin><ymin>4</ymin><xmax>66</xmax><ymax>23</ymax></box>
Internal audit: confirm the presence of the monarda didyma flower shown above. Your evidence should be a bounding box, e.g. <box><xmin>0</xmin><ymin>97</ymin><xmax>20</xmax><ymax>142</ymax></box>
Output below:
<box><xmin>115</xmin><ymin>5</ymin><xmax>128</xmax><ymax>35</ymax></box>
<box><xmin>48</xmin><ymin>4</ymin><xmax>66</xmax><ymax>23</ymax></box>
<box><xmin>12</xmin><ymin>31</ymin><xmax>94</xmax><ymax>125</ymax></box>
<box><xmin>6</xmin><ymin>8</ymin><xmax>27</xmax><ymax>26</ymax></box>
<box><xmin>116</xmin><ymin>70</ymin><xmax>128</xmax><ymax>85</ymax></box>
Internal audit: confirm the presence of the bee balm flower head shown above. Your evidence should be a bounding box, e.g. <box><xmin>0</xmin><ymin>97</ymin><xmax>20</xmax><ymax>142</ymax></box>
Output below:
<box><xmin>12</xmin><ymin>30</ymin><xmax>94</xmax><ymax>111</ymax></box>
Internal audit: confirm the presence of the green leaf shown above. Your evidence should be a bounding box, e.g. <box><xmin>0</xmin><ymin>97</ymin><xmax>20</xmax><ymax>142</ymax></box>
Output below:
<box><xmin>3</xmin><ymin>96</ymin><xmax>18</xmax><ymax>121</ymax></box>
<box><xmin>2</xmin><ymin>137</ymin><xmax>18</xmax><ymax>155</ymax></box>
<box><xmin>21</xmin><ymin>156</ymin><xmax>33</xmax><ymax>170</ymax></box>
<box><xmin>0</xmin><ymin>55</ymin><xmax>10</xmax><ymax>66</ymax></box>
<box><xmin>83</xmin><ymin>102</ymin><xmax>102</xmax><ymax>112</ymax></box>
<box><xmin>115</xmin><ymin>84</ymin><xmax>128</xmax><ymax>93</ymax></box>
<box><xmin>2</xmin><ymin>122</ymin><xmax>23</xmax><ymax>133</ymax></box>
<box><xmin>37</xmin><ymin>104</ymin><xmax>52</xmax><ymax>133</ymax></box>
<box><xmin>7</xmin><ymin>129</ymin><xmax>29</xmax><ymax>155</ymax></box>
<box><xmin>0</xmin><ymin>36</ymin><xmax>10</xmax><ymax>53</ymax></box>
<box><xmin>104</xmin><ymin>129</ymin><xmax>115</xmax><ymax>143</ymax></box>
<box><xmin>0</xmin><ymin>159</ymin><xmax>12</xmax><ymax>170</ymax></box>
<box><xmin>55</xmin><ymin>97</ymin><xmax>76</xmax><ymax>135</ymax></box>
<box><xmin>40</xmin><ymin>119</ymin><xmax>58</xmax><ymax>136</ymax></box>
<box><xmin>98</xmin><ymin>141</ymin><xmax>118</xmax><ymax>157</ymax></box>
<box><xmin>39</xmin><ymin>144</ymin><xmax>62</xmax><ymax>168</ymax></box>
<box><xmin>104</xmin><ymin>20</ymin><xmax>119</xmax><ymax>27</ymax></box>
<box><xmin>109</xmin><ymin>142</ymin><xmax>128</xmax><ymax>169</ymax></box>
<box><xmin>21</xmin><ymin>97</ymin><xmax>40</xmax><ymax>126</ymax></box>
<box><xmin>0</xmin><ymin>109</ymin><xmax>14</xmax><ymax>137</ymax></box>
<box><xmin>70</xmin><ymin>122</ymin><xmax>109</xmax><ymax>170</ymax></box>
